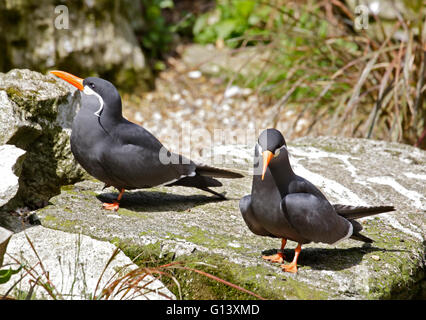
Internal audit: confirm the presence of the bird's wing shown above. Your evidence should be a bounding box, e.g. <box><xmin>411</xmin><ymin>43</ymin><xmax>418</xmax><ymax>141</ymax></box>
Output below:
<box><xmin>100</xmin><ymin>120</ymin><xmax>198</xmax><ymax>186</ymax></box>
<box><xmin>289</xmin><ymin>177</ymin><xmax>328</xmax><ymax>200</ymax></box>
<box><xmin>113</xmin><ymin>119</ymin><xmax>167</xmax><ymax>151</ymax></box>
<box><xmin>99</xmin><ymin>143</ymin><xmax>186</xmax><ymax>188</ymax></box>
<box><xmin>281</xmin><ymin>193</ymin><xmax>352</xmax><ymax>244</ymax></box>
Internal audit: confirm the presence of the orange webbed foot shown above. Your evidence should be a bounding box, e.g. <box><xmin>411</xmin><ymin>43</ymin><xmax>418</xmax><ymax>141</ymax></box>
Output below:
<box><xmin>102</xmin><ymin>201</ymin><xmax>120</xmax><ymax>211</ymax></box>
<box><xmin>280</xmin><ymin>262</ymin><xmax>298</xmax><ymax>273</ymax></box>
<box><xmin>262</xmin><ymin>252</ymin><xmax>285</xmax><ymax>264</ymax></box>
<box><xmin>280</xmin><ymin>243</ymin><xmax>302</xmax><ymax>273</ymax></box>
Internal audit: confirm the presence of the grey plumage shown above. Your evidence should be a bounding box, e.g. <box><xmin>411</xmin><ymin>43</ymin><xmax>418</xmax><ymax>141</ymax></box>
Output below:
<box><xmin>240</xmin><ymin>128</ymin><xmax>395</xmax><ymax>247</ymax></box>
<box><xmin>68</xmin><ymin>76</ymin><xmax>243</xmax><ymax>197</ymax></box>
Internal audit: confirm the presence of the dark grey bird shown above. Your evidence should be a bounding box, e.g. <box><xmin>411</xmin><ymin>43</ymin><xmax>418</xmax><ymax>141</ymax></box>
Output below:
<box><xmin>239</xmin><ymin>128</ymin><xmax>395</xmax><ymax>273</ymax></box>
<box><xmin>50</xmin><ymin>70</ymin><xmax>243</xmax><ymax>211</ymax></box>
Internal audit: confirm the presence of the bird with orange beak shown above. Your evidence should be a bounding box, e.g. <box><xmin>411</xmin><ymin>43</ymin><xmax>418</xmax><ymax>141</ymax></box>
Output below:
<box><xmin>239</xmin><ymin>128</ymin><xmax>395</xmax><ymax>273</ymax></box>
<box><xmin>50</xmin><ymin>70</ymin><xmax>243</xmax><ymax>211</ymax></box>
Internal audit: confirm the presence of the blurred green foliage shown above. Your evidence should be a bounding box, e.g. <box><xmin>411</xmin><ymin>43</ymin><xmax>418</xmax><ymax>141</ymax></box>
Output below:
<box><xmin>192</xmin><ymin>1</ymin><xmax>356</xmax><ymax>103</ymax></box>
<box><xmin>0</xmin><ymin>265</ymin><xmax>22</xmax><ymax>285</ymax></box>
<box><xmin>190</xmin><ymin>0</ymin><xmax>425</xmax><ymax>147</ymax></box>
<box><xmin>193</xmin><ymin>0</ymin><xmax>267</xmax><ymax>46</ymax></box>
<box><xmin>139</xmin><ymin>0</ymin><xmax>175</xmax><ymax>70</ymax></box>
<box><xmin>138</xmin><ymin>0</ymin><xmax>198</xmax><ymax>71</ymax></box>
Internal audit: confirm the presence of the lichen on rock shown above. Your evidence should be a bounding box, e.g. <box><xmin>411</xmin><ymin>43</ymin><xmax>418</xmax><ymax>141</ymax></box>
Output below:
<box><xmin>35</xmin><ymin>139</ymin><xmax>426</xmax><ymax>299</ymax></box>
<box><xmin>0</xmin><ymin>69</ymin><xmax>89</xmax><ymax>212</ymax></box>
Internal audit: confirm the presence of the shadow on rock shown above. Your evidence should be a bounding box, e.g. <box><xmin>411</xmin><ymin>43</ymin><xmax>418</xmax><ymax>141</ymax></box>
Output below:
<box><xmin>96</xmin><ymin>190</ymin><xmax>226</xmax><ymax>212</ymax></box>
<box><xmin>262</xmin><ymin>243</ymin><xmax>408</xmax><ymax>271</ymax></box>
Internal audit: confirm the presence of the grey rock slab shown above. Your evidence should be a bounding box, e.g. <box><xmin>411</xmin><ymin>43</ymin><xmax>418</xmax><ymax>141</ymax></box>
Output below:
<box><xmin>0</xmin><ymin>225</ymin><xmax>175</xmax><ymax>300</ymax></box>
<box><xmin>36</xmin><ymin>138</ymin><xmax>425</xmax><ymax>299</ymax></box>
<box><xmin>0</xmin><ymin>69</ymin><xmax>88</xmax><ymax>211</ymax></box>
<box><xmin>0</xmin><ymin>145</ymin><xmax>26</xmax><ymax>207</ymax></box>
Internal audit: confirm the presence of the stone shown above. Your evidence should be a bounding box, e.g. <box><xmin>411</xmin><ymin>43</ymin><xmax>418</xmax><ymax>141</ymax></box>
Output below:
<box><xmin>0</xmin><ymin>145</ymin><xmax>26</xmax><ymax>207</ymax></box>
<box><xmin>0</xmin><ymin>226</ymin><xmax>13</xmax><ymax>268</ymax></box>
<box><xmin>34</xmin><ymin>137</ymin><xmax>425</xmax><ymax>299</ymax></box>
<box><xmin>0</xmin><ymin>69</ymin><xmax>89</xmax><ymax>212</ymax></box>
<box><xmin>0</xmin><ymin>0</ymin><xmax>152</xmax><ymax>91</ymax></box>
<box><xmin>0</xmin><ymin>225</ymin><xmax>175</xmax><ymax>300</ymax></box>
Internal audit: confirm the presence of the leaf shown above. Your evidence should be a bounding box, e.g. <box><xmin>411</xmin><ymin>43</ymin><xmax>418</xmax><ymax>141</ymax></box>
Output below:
<box><xmin>193</xmin><ymin>14</ymin><xmax>208</xmax><ymax>36</ymax></box>
<box><xmin>214</xmin><ymin>19</ymin><xmax>239</xmax><ymax>39</ymax></box>
<box><xmin>159</xmin><ymin>0</ymin><xmax>174</xmax><ymax>9</ymax></box>
<box><xmin>233</xmin><ymin>0</ymin><xmax>255</xmax><ymax>18</ymax></box>
<box><xmin>0</xmin><ymin>266</ymin><xmax>23</xmax><ymax>284</ymax></box>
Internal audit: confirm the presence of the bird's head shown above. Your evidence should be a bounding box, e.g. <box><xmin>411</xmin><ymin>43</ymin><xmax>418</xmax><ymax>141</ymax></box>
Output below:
<box><xmin>50</xmin><ymin>70</ymin><xmax>121</xmax><ymax>118</ymax></box>
<box><xmin>257</xmin><ymin>128</ymin><xmax>287</xmax><ymax>180</ymax></box>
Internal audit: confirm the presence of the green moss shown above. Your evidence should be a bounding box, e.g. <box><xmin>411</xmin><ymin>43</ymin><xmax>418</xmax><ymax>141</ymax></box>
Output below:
<box><xmin>181</xmin><ymin>226</ymin><xmax>246</xmax><ymax>254</ymax></box>
<box><xmin>42</xmin><ymin>214</ymin><xmax>58</xmax><ymax>224</ymax></box>
<box><xmin>60</xmin><ymin>185</ymin><xmax>80</xmax><ymax>196</ymax></box>
<box><xmin>5</xmin><ymin>86</ymin><xmax>25</xmax><ymax>99</ymax></box>
<box><xmin>110</xmin><ymin>237</ymin><xmax>328</xmax><ymax>300</ymax></box>
<box><xmin>60</xmin><ymin>185</ymin><xmax>75</xmax><ymax>192</ymax></box>
<box><xmin>117</xmin><ymin>208</ymin><xmax>149</xmax><ymax>219</ymax></box>
<box><xmin>41</xmin><ymin>214</ymin><xmax>78</xmax><ymax>230</ymax></box>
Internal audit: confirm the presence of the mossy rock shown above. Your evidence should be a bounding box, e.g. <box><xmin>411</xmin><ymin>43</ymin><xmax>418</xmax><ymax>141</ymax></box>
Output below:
<box><xmin>35</xmin><ymin>138</ymin><xmax>425</xmax><ymax>299</ymax></box>
<box><xmin>0</xmin><ymin>69</ymin><xmax>89</xmax><ymax>212</ymax></box>
<box><xmin>0</xmin><ymin>0</ymin><xmax>152</xmax><ymax>92</ymax></box>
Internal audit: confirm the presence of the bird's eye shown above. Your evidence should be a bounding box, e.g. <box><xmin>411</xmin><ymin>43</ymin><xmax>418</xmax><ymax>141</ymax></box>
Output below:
<box><xmin>89</xmin><ymin>83</ymin><xmax>95</xmax><ymax>89</ymax></box>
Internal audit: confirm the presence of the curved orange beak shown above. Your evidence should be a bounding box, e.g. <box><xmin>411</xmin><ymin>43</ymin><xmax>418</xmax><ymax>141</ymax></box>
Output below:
<box><xmin>50</xmin><ymin>70</ymin><xmax>84</xmax><ymax>91</ymax></box>
<box><xmin>261</xmin><ymin>150</ymin><xmax>274</xmax><ymax>180</ymax></box>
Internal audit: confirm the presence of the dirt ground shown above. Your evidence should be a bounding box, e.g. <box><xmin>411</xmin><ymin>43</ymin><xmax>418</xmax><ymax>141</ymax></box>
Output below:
<box><xmin>121</xmin><ymin>44</ymin><xmax>312</xmax><ymax>162</ymax></box>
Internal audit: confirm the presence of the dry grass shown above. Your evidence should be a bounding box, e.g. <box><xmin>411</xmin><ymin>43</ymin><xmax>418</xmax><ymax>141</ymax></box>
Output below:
<box><xmin>1</xmin><ymin>232</ymin><xmax>264</xmax><ymax>300</ymax></box>
<box><xmin>202</xmin><ymin>0</ymin><xmax>425</xmax><ymax>148</ymax></box>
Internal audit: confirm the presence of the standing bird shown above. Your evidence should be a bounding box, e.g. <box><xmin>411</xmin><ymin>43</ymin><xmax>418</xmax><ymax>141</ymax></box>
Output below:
<box><xmin>239</xmin><ymin>128</ymin><xmax>395</xmax><ymax>273</ymax></box>
<box><xmin>50</xmin><ymin>70</ymin><xmax>243</xmax><ymax>211</ymax></box>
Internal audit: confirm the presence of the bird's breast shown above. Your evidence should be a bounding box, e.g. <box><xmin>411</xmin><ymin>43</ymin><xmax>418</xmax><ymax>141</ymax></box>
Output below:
<box><xmin>70</xmin><ymin>113</ymin><xmax>112</xmax><ymax>183</ymax></box>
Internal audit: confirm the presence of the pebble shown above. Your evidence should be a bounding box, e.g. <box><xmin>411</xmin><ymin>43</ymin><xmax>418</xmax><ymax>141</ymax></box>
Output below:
<box><xmin>187</xmin><ymin>70</ymin><xmax>202</xmax><ymax>79</ymax></box>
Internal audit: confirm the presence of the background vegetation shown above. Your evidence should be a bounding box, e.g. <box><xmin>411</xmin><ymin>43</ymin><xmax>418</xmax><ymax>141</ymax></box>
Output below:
<box><xmin>140</xmin><ymin>0</ymin><xmax>425</xmax><ymax>149</ymax></box>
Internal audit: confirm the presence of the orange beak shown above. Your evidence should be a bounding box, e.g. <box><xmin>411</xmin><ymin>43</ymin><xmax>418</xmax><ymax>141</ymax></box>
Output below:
<box><xmin>50</xmin><ymin>70</ymin><xmax>84</xmax><ymax>91</ymax></box>
<box><xmin>261</xmin><ymin>150</ymin><xmax>274</xmax><ymax>180</ymax></box>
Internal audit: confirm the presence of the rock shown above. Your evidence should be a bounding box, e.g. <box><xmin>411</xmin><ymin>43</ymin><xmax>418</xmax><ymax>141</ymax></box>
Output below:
<box><xmin>0</xmin><ymin>226</ymin><xmax>13</xmax><ymax>267</ymax></box>
<box><xmin>0</xmin><ymin>145</ymin><xmax>26</xmax><ymax>207</ymax></box>
<box><xmin>0</xmin><ymin>225</ymin><xmax>175</xmax><ymax>300</ymax></box>
<box><xmin>35</xmin><ymin>137</ymin><xmax>425</xmax><ymax>299</ymax></box>
<box><xmin>0</xmin><ymin>69</ymin><xmax>89</xmax><ymax>213</ymax></box>
<box><xmin>0</xmin><ymin>0</ymin><xmax>152</xmax><ymax>91</ymax></box>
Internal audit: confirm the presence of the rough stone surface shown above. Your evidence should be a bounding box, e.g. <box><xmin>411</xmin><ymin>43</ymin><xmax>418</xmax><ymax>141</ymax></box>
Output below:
<box><xmin>0</xmin><ymin>69</ymin><xmax>89</xmax><ymax>212</ymax></box>
<box><xmin>0</xmin><ymin>226</ymin><xmax>13</xmax><ymax>267</ymax></box>
<box><xmin>0</xmin><ymin>145</ymin><xmax>26</xmax><ymax>207</ymax></box>
<box><xmin>0</xmin><ymin>0</ymin><xmax>152</xmax><ymax>91</ymax></box>
<box><xmin>34</xmin><ymin>137</ymin><xmax>426</xmax><ymax>299</ymax></box>
<box><xmin>0</xmin><ymin>225</ymin><xmax>175</xmax><ymax>300</ymax></box>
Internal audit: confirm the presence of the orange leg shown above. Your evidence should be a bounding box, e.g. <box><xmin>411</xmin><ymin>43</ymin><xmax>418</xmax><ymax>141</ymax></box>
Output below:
<box><xmin>262</xmin><ymin>239</ymin><xmax>287</xmax><ymax>263</ymax></box>
<box><xmin>281</xmin><ymin>243</ymin><xmax>302</xmax><ymax>273</ymax></box>
<box><xmin>102</xmin><ymin>188</ymin><xmax>125</xmax><ymax>211</ymax></box>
